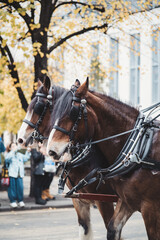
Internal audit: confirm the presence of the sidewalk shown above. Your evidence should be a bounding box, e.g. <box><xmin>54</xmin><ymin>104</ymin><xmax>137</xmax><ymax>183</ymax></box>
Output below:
<box><xmin>0</xmin><ymin>175</ymin><xmax>73</xmax><ymax>212</ymax></box>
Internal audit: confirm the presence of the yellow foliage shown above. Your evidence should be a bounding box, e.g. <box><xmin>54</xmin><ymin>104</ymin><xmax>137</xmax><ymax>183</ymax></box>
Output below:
<box><xmin>0</xmin><ymin>0</ymin><xmax>158</xmax><ymax>134</ymax></box>
<box><xmin>0</xmin><ymin>79</ymin><xmax>26</xmax><ymax>134</ymax></box>
<box><xmin>29</xmin><ymin>23</ymin><xmax>41</xmax><ymax>30</ymax></box>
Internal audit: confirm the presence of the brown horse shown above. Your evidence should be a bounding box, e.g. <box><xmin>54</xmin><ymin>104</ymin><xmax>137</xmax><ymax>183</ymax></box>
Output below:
<box><xmin>18</xmin><ymin>76</ymin><xmax>66</xmax><ymax>148</ymax></box>
<box><xmin>17</xmin><ymin>77</ymin><xmax>114</xmax><ymax>240</ymax></box>
<box><xmin>47</xmin><ymin>78</ymin><xmax>160</xmax><ymax>240</ymax></box>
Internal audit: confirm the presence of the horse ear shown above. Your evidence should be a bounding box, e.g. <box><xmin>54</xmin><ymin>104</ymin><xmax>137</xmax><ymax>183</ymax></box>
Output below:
<box><xmin>76</xmin><ymin>77</ymin><xmax>89</xmax><ymax>96</ymax></box>
<box><xmin>86</xmin><ymin>76</ymin><xmax>89</xmax><ymax>88</ymax></box>
<box><xmin>43</xmin><ymin>76</ymin><xmax>51</xmax><ymax>93</ymax></box>
<box><xmin>35</xmin><ymin>79</ymin><xmax>42</xmax><ymax>90</ymax></box>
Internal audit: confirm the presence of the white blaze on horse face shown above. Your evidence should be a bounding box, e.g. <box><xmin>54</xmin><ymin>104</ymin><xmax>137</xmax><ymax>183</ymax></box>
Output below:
<box><xmin>47</xmin><ymin>119</ymin><xmax>71</xmax><ymax>159</ymax></box>
<box><xmin>47</xmin><ymin>119</ymin><xmax>59</xmax><ymax>152</ymax></box>
<box><xmin>18</xmin><ymin>110</ymin><xmax>33</xmax><ymax>143</ymax></box>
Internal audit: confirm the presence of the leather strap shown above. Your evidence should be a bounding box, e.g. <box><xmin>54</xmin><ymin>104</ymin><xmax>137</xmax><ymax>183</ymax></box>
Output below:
<box><xmin>23</xmin><ymin>119</ymin><xmax>36</xmax><ymax>129</ymax></box>
<box><xmin>53</xmin><ymin>125</ymin><xmax>70</xmax><ymax>136</ymax></box>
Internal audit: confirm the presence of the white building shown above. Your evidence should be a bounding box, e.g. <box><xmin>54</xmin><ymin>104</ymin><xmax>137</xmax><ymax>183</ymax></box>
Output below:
<box><xmin>63</xmin><ymin>6</ymin><xmax>160</xmax><ymax>110</ymax></box>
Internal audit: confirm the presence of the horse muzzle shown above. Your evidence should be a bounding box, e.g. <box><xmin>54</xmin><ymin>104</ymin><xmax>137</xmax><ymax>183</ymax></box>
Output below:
<box><xmin>47</xmin><ymin>141</ymin><xmax>71</xmax><ymax>161</ymax></box>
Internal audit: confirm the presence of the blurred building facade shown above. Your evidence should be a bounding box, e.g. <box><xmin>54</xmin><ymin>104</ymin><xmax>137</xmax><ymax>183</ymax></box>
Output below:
<box><xmin>63</xmin><ymin>4</ymin><xmax>160</xmax><ymax>110</ymax></box>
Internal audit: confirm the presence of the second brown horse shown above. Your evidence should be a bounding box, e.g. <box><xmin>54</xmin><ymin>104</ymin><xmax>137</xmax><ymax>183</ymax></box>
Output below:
<box><xmin>47</xmin><ymin>78</ymin><xmax>160</xmax><ymax>240</ymax></box>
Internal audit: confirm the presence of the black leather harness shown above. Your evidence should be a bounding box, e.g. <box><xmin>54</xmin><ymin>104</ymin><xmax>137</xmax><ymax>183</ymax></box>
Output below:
<box><xmin>23</xmin><ymin>87</ymin><xmax>53</xmax><ymax>146</ymax></box>
<box><xmin>65</xmin><ymin>103</ymin><xmax>160</xmax><ymax>196</ymax></box>
<box><xmin>53</xmin><ymin>86</ymin><xmax>88</xmax><ymax>143</ymax></box>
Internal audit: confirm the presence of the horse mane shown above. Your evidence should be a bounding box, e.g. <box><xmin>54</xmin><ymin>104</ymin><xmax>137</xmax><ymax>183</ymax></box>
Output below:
<box><xmin>51</xmin><ymin>90</ymin><xmax>73</xmax><ymax>124</ymax></box>
<box><xmin>51</xmin><ymin>88</ymin><xmax>139</xmax><ymax>127</ymax></box>
<box><xmin>53</xmin><ymin>85</ymin><xmax>67</xmax><ymax>101</ymax></box>
<box><xmin>90</xmin><ymin>90</ymin><xmax>139</xmax><ymax>122</ymax></box>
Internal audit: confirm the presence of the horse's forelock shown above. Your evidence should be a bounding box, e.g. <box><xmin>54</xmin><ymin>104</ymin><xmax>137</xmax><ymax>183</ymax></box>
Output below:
<box><xmin>51</xmin><ymin>90</ymin><xmax>72</xmax><ymax>126</ymax></box>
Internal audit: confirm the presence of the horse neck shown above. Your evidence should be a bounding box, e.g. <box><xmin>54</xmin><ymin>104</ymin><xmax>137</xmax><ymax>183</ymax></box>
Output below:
<box><xmin>87</xmin><ymin>91</ymin><xmax>139</xmax><ymax>165</ymax></box>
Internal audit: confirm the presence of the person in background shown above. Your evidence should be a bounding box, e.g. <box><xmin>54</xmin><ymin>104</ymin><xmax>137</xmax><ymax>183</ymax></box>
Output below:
<box><xmin>41</xmin><ymin>151</ymin><xmax>55</xmax><ymax>201</ymax></box>
<box><xmin>5</xmin><ymin>142</ymin><xmax>31</xmax><ymax>208</ymax></box>
<box><xmin>32</xmin><ymin>145</ymin><xmax>47</xmax><ymax>205</ymax></box>
<box><xmin>0</xmin><ymin>137</ymin><xmax>5</xmax><ymax>164</ymax></box>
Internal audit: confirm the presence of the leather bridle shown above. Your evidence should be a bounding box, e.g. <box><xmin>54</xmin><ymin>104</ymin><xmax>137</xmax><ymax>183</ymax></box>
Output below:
<box><xmin>52</xmin><ymin>85</ymin><xmax>91</xmax><ymax>193</ymax></box>
<box><xmin>23</xmin><ymin>87</ymin><xmax>53</xmax><ymax>146</ymax></box>
<box><xmin>53</xmin><ymin>86</ymin><xmax>88</xmax><ymax>144</ymax></box>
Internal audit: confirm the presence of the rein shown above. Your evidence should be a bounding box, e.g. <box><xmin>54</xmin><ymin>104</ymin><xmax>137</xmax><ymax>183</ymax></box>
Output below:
<box><xmin>71</xmin><ymin>101</ymin><xmax>160</xmax><ymax>149</ymax></box>
<box><xmin>70</xmin><ymin>127</ymin><xmax>140</xmax><ymax>149</ymax></box>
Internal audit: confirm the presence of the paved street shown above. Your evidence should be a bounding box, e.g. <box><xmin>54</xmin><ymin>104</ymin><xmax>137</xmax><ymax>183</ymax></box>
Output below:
<box><xmin>0</xmin><ymin>207</ymin><xmax>147</xmax><ymax>240</ymax></box>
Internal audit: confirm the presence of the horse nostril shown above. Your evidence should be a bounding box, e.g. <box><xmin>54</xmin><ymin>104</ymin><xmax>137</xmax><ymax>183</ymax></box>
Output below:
<box><xmin>18</xmin><ymin>138</ymin><xmax>23</xmax><ymax>144</ymax></box>
<box><xmin>49</xmin><ymin>150</ymin><xmax>59</xmax><ymax>159</ymax></box>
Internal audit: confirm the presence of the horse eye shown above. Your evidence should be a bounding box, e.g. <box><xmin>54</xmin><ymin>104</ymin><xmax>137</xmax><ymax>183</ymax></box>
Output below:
<box><xmin>34</xmin><ymin>101</ymin><xmax>45</xmax><ymax>115</ymax></box>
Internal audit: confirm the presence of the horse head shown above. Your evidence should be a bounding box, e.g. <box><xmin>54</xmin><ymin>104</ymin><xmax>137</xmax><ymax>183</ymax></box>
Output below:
<box><xmin>18</xmin><ymin>76</ymin><xmax>53</xmax><ymax>148</ymax></box>
<box><xmin>47</xmin><ymin>77</ymin><xmax>98</xmax><ymax>161</ymax></box>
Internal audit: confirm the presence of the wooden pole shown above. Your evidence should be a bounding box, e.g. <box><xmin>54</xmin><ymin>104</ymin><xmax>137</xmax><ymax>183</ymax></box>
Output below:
<box><xmin>64</xmin><ymin>193</ymin><xmax>118</xmax><ymax>202</ymax></box>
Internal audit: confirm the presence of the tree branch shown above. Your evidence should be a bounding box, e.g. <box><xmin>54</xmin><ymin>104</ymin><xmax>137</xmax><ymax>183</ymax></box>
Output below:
<box><xmin>0</xmin><ymin>36</ymin><xmax>28</xmax><ymax>111</ymax></box>
<box><xmin>55</xmin><ymin>1</ymin><xmax>105</xmax><ymax>13</ymax></box>
<box><xmin>0</xmin><ymin>4</ymin><xmax>8</xmax><ymax>9</ymax></box>
<box><xmin>0</xmin><ymin>0</ymin><xmax>32</xmax><ymax>31</ymax></box>
<box><xmin>47</xmin><ymin>23</ymin><xmax>108</xmax><ymax>54</ymax></box>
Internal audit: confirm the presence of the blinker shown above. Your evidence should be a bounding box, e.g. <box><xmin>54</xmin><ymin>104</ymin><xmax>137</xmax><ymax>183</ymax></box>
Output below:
<box><xmin>34</xmin><ymin>101</ymin><xmax>45</xmax><ymax>115</ymax></box>
<box><xmin>70</xmin><ymin>105</ymin><xmax>80</xmax><ymax>122</ymax></box>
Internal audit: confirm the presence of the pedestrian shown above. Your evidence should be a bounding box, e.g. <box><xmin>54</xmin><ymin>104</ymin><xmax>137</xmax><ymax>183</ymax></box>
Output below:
<box><xmin>0</xmin><ymin>136</ymin><xmax>6</xmax><ymax>206</ymax></box>
<box><xmin>41</xmin><ymin>154</ymin><xmax>55</xmax><ymax>201</ymax></box>
<box><xmin>0</xmin><ymin>137</ymin><xmax>5</xmax><ymax>164</ymax></box>
<box><xmin>32</xmin><ymin>145</ymin><xmax>47</xmax><ymax>205</ymax></box>
<box><xmin>5</xmin><ymin>142</ymin><xmax>31</xmax><ymax>208</ymax></box>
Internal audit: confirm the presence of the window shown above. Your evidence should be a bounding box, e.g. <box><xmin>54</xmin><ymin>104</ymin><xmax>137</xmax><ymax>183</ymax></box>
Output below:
<box><xmin>90</xmin><ymin>44</ymin><xmax>105</xmax><ymax>91</ymax></box>
<box><xmin>90</xmin><ymin>44</ymin><xmax>99</xmax><ymax>89</ymax></box>
<box><xmin>109</xmin><ymin>37</ymin><xmax>119</xmax><ymax>97</ymax></box>
<box><xmin>130</xmin><ymin>33</ymin><xmax>140</xmax><ymax>105</ymax></box>
<box><xmin>152</xmin><ymin>29</ymin><xmax>160</xmax><ymax>103</ymax></box>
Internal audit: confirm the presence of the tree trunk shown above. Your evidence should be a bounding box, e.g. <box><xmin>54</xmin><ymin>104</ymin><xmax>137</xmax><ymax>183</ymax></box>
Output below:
<box><xmin>32</xmin><ymin>21</ymin><xmax>49</xmax><ymax>83</ymax></box>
